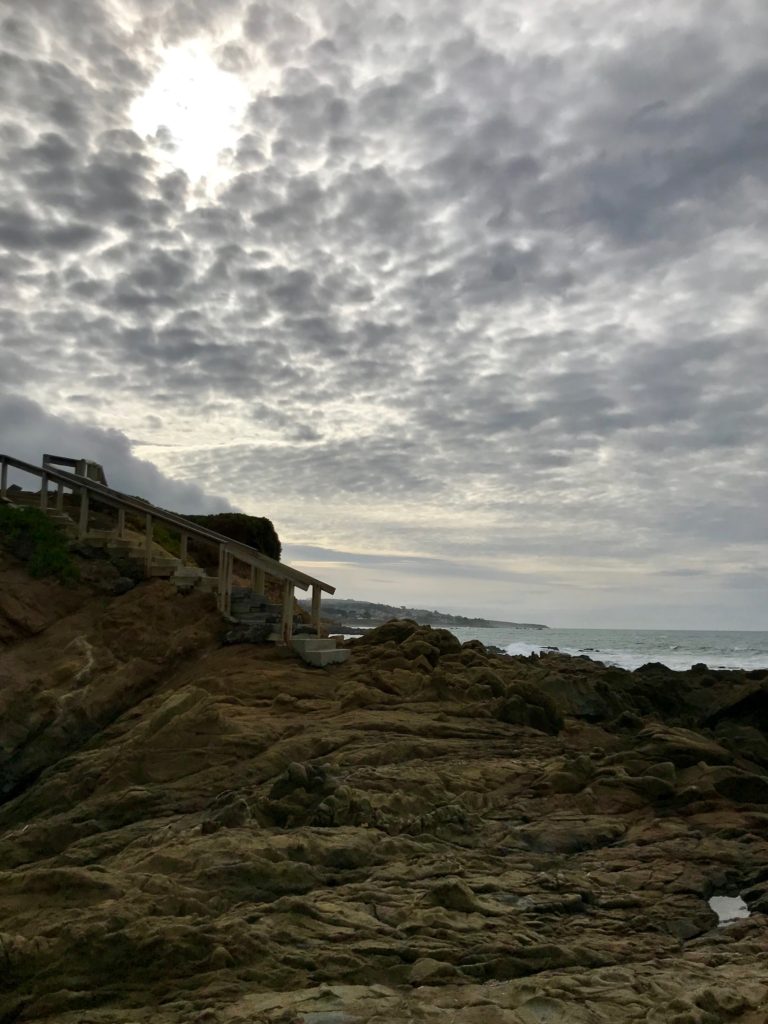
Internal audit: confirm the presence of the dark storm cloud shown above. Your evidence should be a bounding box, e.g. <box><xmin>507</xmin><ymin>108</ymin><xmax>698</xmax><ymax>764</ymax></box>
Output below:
<box><xmin>0</xmin><ymin>0</ymin><xmax>766</xmax><ymax>623</ymax></box>
<box><xmin>0</xmin><ymin>391</ymin><xmax>234</xmax><ymax>513</ymax></box>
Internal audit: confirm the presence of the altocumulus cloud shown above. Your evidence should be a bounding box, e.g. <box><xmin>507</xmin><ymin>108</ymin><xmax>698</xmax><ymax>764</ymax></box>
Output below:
<box><xmin>0</xmin><ymin>0</ymin><xmax>766</xmax><ymax>626</ymax></box>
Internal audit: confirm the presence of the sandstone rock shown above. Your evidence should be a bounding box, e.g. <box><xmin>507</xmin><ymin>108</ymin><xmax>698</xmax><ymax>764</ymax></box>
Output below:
<box><xmin>713</xmin><ymin>770</ymin><xmax>768</xmax><ymax>804</ymax></box>
<box><xmin>1</xmin><ymin>569</ymin><xmax>768</xmax><ymax>1023</ymax></box>
<box><xmin>409</xmin><ymin>957</ymin><xmax>458</xmax><ymax>985</ymax></box>
<box><xmin>636</xmin><ymin>725</ymin><xmax>732</xmax><ymax>768</ymax></box>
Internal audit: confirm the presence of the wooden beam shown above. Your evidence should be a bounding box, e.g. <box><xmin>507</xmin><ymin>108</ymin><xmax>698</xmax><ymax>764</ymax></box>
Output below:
<box><xmin>55</xmin><ymin>481</ymin><xmax>65</xmax><ymax>512</ymax></box>
<box><xmin>40</xmin><ymin>471</ymin><xmax>48</xmax><ymax>510</ymax></box>
<box><xmin>117</xmin><ymin>507</ymin><xmax>125</xmax><ymax>538</ymax></box>
<box><xmin>0</xmin><ymin>459</ymin><xmax>7</xmax><ymax>498</ymax></box>
<box><xmin>145</xmin><ymin>513</ymin><xmax>153</xmax><ymax>576</ymax></box>
<box><xmin>224</xmin><ymin>551</ymin><xmax>233</xmax><ymax>617</ymax></box>
<box><xmin>78</xmin><ymin>488</ymin><xmax>89</xmax><ymax>539</ymax></box>
<box><xmin>252</xmin><ymin>566</ymin><xmax>266</xmax><ymax>595</ymax></box>
<box><xmin>179</xmin><ymin>530</ymin><xmax>188</xmax><ymax>565</ymax></box>
<box><xmin>217</xmin><ymin>545</ymin><xmax>226</xmax><ymax>612</ymax></box>
<box><xmin>311</xmin><ymin>584</ymin><xmax>322</xmax><ymax>636</ymax></box>
<box><xmin>281</xmin><ymin>580</ymin><xmax>294</xmax><ymax>645</ymax></box>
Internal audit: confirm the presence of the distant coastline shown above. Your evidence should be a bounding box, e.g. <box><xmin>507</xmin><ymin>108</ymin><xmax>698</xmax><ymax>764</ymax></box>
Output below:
<box><xmin>300</xmin><ymin>597</ymin><xmax>548</xmax><ymax>631</ymax></box>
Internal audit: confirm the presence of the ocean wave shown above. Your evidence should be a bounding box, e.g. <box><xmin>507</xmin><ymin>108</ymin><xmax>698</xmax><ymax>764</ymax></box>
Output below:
<box><xmin>500</xmin><ymin>641</ymin><xmax>768</xmax><ymax>672</ymax></box>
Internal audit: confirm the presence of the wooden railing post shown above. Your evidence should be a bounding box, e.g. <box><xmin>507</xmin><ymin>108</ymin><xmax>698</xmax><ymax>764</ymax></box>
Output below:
<box><xmin>217</xmin><ymin>545</ymin><xmax>226</xmax><ymax>612</ymax></box>
<box><xmin>252</xmin><ymin>566</ymin><xmax>265</xmax><ymax>595</ymax></box>
<box><xmin>40</xmin><ymin>471</ymin><xmax>48</xmax><ymax>510</ymax></box>
<box><xmin>179</xmin><ymin>531</ymin><xmax>188</xmax><ymax>565</ymax></box>
<box><xmin>117</xmin><ymin>508</ymin><xmax>125</xmax><ymax>538</ymax></box>
<box><xmin>0</xmin><ymin>459</ymin><xmax>7</xmax><ymax>499</ymax></box>
<box><xmin>311</xmin><ymin>584</ymin><xmax>322</xmax><ymax>636</ymax></box>
<box><xmin>145</xmin><ymin>513</ymin><xmax>153</xmax><ymax>576</ymax></box>
<box><xmin>55</xmin><ymin>482</ymin><xmax>65</xmax><ymax>512</ymax></box>
<box><xmin>223</xmin><ymin>550</ymin><xmax>233</xmax><ymax>617</ymax></box>
<box><xmin>78</xmin><ymin>488</ymin><xmax>89</xmax><ymax>538</ymax></box>
<box><xmin>281</xmin><ymin>580</ymin><xmax>294</xmax><ymax>644</ymax></box>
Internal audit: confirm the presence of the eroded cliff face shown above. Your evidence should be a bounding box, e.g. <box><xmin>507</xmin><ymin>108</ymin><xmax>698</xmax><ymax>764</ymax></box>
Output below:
<box><xmin>0</xmin><ymin>565</ymin><xmax>767</xmax><ymax>1024</ymax></box>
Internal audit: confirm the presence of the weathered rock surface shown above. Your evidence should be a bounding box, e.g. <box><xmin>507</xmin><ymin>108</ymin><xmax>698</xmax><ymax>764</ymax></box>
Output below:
<box><xmin>0</xmin><ymin>575</ymin><xmax>767</xmax><ymax>1023</ymax></box>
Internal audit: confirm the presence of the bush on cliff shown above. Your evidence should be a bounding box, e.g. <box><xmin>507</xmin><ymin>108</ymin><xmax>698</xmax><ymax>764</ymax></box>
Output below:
<box><xmin>0</xmin><ymin>506</ymin><xmax>78</xmax><ymax>583</ymax></box>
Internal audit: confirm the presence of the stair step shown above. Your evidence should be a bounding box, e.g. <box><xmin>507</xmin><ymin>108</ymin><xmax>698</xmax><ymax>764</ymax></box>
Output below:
<box><xmin>292</xmin><ymin>636</ymin><xmax>337</xmax><ymax>654</ymax></box>
<box><xmin>301</xmin><ymin>648</ymin><xmax>350</xmax><ymax>667</ymax></box>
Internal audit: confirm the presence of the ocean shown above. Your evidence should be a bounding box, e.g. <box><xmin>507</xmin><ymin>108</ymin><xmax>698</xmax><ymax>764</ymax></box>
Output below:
<box><xmin>445</xmin><ymin>626</ymin><xmax>768</xmax><ymax>672</ymax></box>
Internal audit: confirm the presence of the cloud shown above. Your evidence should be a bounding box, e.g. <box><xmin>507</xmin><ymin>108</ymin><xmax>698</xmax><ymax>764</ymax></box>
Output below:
<box><xmin>0</xmin><ymin>0</ymin><xmax>766</xmax><ymax>625</ymax></box>
<box><xmin>0</xmin><ymin>391</ymin><xmax>235</xmax><ymax>514</ymax></box>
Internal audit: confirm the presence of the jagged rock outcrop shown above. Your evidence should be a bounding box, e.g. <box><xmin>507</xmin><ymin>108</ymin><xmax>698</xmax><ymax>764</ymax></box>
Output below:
<box><xmin>0</xmin><ymin>572</ymin><xmax>767</xmax><ymax>1023</ymax></box>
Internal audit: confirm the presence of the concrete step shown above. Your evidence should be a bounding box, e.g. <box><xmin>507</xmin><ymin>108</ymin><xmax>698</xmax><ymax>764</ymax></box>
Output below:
<box><xmin>302</xmin><ymin>648</ymin><xmax>350</xmax><ymax>667</ymax></box>
<box><xmin>291</xmin><ymin>634</ymin><xmax>350</xmax><ymax>667</ymax></box>
<box><xmin>291</xmin><ymin>636</ymin><xmax>338</xmax><ymax>655</ymax></box>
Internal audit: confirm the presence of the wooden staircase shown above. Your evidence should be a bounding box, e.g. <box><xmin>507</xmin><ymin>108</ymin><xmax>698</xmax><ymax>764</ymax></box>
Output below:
<box><xmin>1</xmin><ymin>451</ymin><xmax>341</xmax><ymax>653</ymax></box>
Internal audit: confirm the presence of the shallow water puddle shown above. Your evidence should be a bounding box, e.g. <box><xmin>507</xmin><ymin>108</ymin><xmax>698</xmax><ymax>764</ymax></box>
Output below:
<box><xmin>708</xmin><ymin>895</ymin><xmax>750</xmax><ymax>926</ymax></box>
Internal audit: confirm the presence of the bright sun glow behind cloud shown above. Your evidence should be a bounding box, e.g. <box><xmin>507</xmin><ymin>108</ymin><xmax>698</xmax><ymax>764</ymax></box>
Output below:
<box><xmin>130</xmin><ymin>41</ymin><xmax>249</xmax><ymax>186</ymax></box>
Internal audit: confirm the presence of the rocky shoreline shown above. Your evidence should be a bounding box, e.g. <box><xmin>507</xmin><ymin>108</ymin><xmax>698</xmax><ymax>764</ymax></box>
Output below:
<box><xmin>1</xmin><ymin>562</ymin><xmax>767</xmax><ymax>1022</ymax></box>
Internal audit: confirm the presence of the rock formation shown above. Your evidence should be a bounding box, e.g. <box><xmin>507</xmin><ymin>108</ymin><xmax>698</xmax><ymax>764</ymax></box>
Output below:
<box><xmin>0</xmin><ymin>553</ymin><xmax>767</xmax><ymax>1022</ymax></box>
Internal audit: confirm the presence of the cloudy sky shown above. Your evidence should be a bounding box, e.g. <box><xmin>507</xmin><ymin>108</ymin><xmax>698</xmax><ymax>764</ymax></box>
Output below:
<box><xmin>1</xmin><ymin>0</ymin><xmax>766</xmax><ymax>628</ymax></box>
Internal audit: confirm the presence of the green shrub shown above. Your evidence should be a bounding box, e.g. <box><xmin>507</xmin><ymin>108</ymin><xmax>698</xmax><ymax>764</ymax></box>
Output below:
<box><xmin>152</xmin><ymin>523</ymin><xmax>181</xmax><ymax>557</ymax></box>
<box><xmin>0</xmin><ymin>506</ymin><xmax>79</xmax><ymax>583</ymax></box>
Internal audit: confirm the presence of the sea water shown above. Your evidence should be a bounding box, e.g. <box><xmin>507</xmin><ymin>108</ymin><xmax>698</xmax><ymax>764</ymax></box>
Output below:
<box><xmin>443</xmin><ymin>626</ymin><xmax>768</xmax><ymax>672</ymax></box>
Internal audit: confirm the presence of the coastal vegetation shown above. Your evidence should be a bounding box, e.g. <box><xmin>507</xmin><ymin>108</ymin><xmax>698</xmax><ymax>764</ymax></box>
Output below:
<box><xmin>0</xmin><ymin>505</ymin><xmax>78</xmax><ymax>583</ymax></box>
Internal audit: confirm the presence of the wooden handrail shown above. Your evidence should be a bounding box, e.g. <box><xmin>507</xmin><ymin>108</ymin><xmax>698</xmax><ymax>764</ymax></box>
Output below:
<box><xmin>0</xmin><ymin>453</ymin><xmax>335</xmax><ymax>596</ymax></box>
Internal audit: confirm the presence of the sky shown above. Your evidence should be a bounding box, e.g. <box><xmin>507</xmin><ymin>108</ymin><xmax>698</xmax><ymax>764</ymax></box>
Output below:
<box><xmin>0</xmin><ymin>0</ymin><xmax>766</xmax><ymax>629</ymax></box>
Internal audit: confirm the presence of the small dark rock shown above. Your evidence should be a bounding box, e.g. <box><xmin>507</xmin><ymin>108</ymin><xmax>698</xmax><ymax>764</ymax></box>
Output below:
<box><xmin>224</xmin><ymin>622</ymin><xmax>273</xmax><ymax>645</ymax></box>
<box><xmin>111</xmin><ymin>576</ymin><xmax>136</xmax><ymax>596</ymax></box>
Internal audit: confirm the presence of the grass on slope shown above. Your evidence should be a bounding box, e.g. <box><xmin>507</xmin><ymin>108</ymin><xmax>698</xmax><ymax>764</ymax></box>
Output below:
<box><xmin>0</xmin><ymin>505</ymin><xmax>79</xmax><ymax>583</ymax></box>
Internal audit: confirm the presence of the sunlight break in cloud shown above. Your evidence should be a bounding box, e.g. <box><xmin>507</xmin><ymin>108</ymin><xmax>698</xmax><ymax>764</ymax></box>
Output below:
<box><xmin>130</xmin><ymin>39</ymin><xmax>249</xmax><ymax>185</ymax></box>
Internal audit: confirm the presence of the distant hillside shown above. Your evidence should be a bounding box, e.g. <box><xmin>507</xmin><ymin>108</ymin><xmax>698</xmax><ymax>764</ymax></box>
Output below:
<box><xmin>299</xmin><ymin>597</ymin><xmax>548</xmax><ymax>630</ymax></box>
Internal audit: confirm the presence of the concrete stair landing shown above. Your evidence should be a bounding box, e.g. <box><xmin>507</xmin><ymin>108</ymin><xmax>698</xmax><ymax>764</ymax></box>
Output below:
<box><xmin>291</xmin><ymin>634</ymin><xmax>350</xmax><ymax>667</ymax></box>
